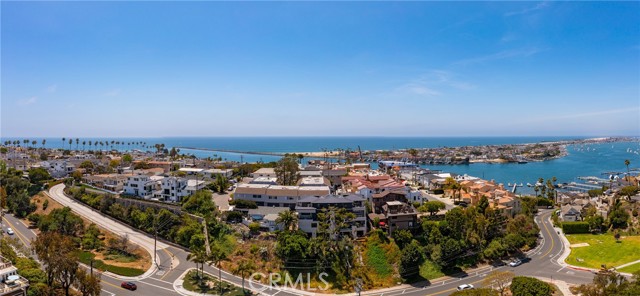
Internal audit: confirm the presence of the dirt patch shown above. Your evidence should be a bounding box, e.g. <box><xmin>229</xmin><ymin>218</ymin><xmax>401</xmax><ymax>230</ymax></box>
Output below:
<box><xmin>92</xmin><ymin>247</ymin><xmax>151</xmax><ymax>271</ymax></box>
<box><xmin>570</xmin><ymin>243</ymin><xmax>590</xmax><ymax>248</ymax></box>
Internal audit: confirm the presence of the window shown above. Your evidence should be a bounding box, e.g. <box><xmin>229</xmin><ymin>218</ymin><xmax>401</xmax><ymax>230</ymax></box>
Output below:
<box><xmin>311</xmin><ymin>223</ymin><xmax>317</xmax><ymax>228</ymax></box>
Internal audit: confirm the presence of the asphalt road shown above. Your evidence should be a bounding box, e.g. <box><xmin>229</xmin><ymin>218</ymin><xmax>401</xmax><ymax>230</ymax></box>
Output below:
<box><xmin>40</xmin><ymin>184</ymin><xmax>595</xmax><ymax>296</ymax></box>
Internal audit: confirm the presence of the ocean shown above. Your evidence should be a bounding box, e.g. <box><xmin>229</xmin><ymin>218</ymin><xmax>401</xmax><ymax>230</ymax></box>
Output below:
<box><xmin>3</xmin><ymin>136</ymin><xmax>639</xmax><ymax>189</ymax></box>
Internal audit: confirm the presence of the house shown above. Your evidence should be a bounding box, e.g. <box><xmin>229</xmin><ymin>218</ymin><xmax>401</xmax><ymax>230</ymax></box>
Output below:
<box><xmin>297</xmin><ymin>176</ymin><xmax>331</xmax><ymax>187</ymax></box>
<box><xmin>160</xmin><ymin>176</ymin><xmax>206</xmax><ymax>202</ymax></box>
<box><xmin>369</xmin><ymin>201</ymin><xmax>418</xmax><ymax>234</ymax></box>
<box><xmin>251</xmin><ymin>168</ymin><xmax>276</xmax><ymax>178</ymax></box>
<box><xmin>82</xmin><ymin>174</ymin><xmax>128</xmax><ymax>192</ymax></box>
<box><xmin>560</xmin><ymin>204</ymin><xmax>582</xmax><ymax>221</ymax></box>
<box><xmin>123</xmin><ymin>174</ymin><xmax>163</xmax><ymax>199</ymax></box>
<box><xmin>296</xmin><ymin>194</ymin><xmax>367</xmax><ymax>238</ymax></box>
<box><xmin>245</xmin><ymin>206</ymin><xmax>290</xmax><ymax>232</ymax></box>
<box><xmin>205</xmin><ymin>168</ymin><xmax>233</xmax><ymax>178</ymax></box>
<box><xmin>0</xmin><ymin>256</ymin><xmax>29</xmax><ymax>296</ymax></box>
<box><xmin>40</xmin><ymin>160</ymin><xmax>75</xmax><ymax>178</ymax></box>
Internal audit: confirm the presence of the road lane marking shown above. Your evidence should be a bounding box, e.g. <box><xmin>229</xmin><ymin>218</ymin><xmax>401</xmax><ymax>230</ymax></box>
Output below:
<box><xmin>2</xmin><ymin>217</ymin><xmax>32</xmax><ymax>248</ymax></box>
<box><xmin>136</xmin><ymin>280</ymin><xmax>176</xmax><ymax>292</ymax></box>
<box><xmin>146</xmin><ymin>277</ymin><xmax>173</xmax><ymax>285</ymax></box>
<box><xmin>540</xmin><ymin>211</ymin><xmax>555</xmax><ymax>258</ymax></box>
<box><xmin>101</xmin><ymin>289</ymin><xmax>115</xmax><ymax>296</ymax></box>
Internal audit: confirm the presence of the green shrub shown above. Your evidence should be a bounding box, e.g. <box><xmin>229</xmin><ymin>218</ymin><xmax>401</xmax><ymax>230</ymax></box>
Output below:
<box><xmin>78</xmin><ymin>251</ymin><xmax>144</xmax><ymax>277</ymax></box>
<box><xmin>561</xmin><ymin>222</ymin><xmax>590</xmax><ymax>234</ymax></box>
<box><xmin>510</xmin><ymin>276</ymin><xmax>553</xmax><ymax>296</ymax></box>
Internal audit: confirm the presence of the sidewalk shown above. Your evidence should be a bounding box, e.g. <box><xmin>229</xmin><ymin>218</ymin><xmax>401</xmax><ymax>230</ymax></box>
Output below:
<box><xmin>533</xmin><ymin>277</ymin><xmax>575</xmax><ymax>296</ymax></box>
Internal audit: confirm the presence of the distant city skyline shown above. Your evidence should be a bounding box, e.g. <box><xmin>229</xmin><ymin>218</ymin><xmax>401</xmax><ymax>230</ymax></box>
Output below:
<box><xmin>2</xmin><ymin>1</ymin><xmax>639</xmax><ymax>137</ymax></box>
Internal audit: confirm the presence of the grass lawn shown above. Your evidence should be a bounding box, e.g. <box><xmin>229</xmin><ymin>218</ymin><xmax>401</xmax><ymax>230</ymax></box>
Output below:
<box><xmin>419</xmin><ymin>260</ymin><xmax>445</xmax><ymax>280</ymax></box>
<box><xmin>79</xmin><ymin>251</ymin><xmax>145</xmax><ymax>277</ymax></box>
<box><xmin>618</xmin><ymin>262</ymin><xmax>640</xmax><ymax>274</ymax></box>
<box><xmin>183</xmin><ymin>270</ymin><xmax>250</xmax><ymax>296</ymax></box>
<box><xmin>366</xmin><ymin>245</ymin><xmax>393</xmax><ymax>277</ymax></box>
<box><xmin>565</xmin><ymin>234</ymin><xmax>640</xmax><ymax>269</ymax></box>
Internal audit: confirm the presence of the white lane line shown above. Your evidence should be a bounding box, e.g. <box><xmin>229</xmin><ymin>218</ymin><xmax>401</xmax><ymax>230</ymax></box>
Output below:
<box><xmin>557</xmin><ymin>267</ymin><xmax>566</xmax><ymax>272</ymax></box>
<box><xmin>101</xmin><ymin>289</ymin><xmax>115</xmax><ymax>296</ymax></box>
<box><xmin>146</xmin><ymin>277</ymin><xmax>173</xmax><ymax>285</ymax></box>
<box><xmin>136</xmin><ymin>280</ymin><xmax>176</xmax><ymax>292</ymax></box>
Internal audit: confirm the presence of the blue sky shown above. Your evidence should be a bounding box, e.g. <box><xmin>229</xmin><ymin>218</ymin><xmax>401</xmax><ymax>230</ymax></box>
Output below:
<box><xmin>2</xmin><ymin>1</ymin><xmax>639</xmax><ymax>137</ymax></box>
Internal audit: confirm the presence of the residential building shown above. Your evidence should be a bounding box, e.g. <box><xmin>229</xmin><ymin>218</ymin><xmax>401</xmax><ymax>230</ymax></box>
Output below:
<box><xmin>369</xmin><ymin>201</ymin><xmax>418</xmax><ymax>234</ymax></box>
<box><xmin>251</xmin><ymin>168</ymin><xmax>276</xmax><ymax>178</ymax></box>
<box><xmin>158</xmin><ymin>177</ymin><xmax>205</xmax><ymax>202</ymax></box>
<box><xmin>40</xmin><ymin>160</ymin><xmax>75</xmax><ymax>178</ymax></box>
<box><xmin>0</xmin><ymin>256</ymin><xmax>29</xmax><ymax>296</ymax></box>
<box><xmin>123</xmin><ymin>174</ymin><xmax>163</xmax><ymax>199</ymax></box>
<box><xmin>82</xmin><ymin>174</ymin><xmax>128</xmax><ymax>192</ymax></box>
<box><xmin>250</xmin><ymin>177</ymin><xmax>278</xmax><ymax>185</ymax></box>
<box><xmin>205</xmin><ymin>168</ymin><xmax>233</xmax><ymax>178</ymax></box>
<box><xmin>234</xmin><ymin>184</ymin><xmax>330</xmax><ymax>208</ymax></box>
<box><xmin>245</xmin><ymin>206</ymin><xmax>290</xmax><ymax>232</ymax></box>
<box><xmin>296</xmin><ymin>194</ymin><xmax>367</xmax><ymax>238</ymax></box>
<box><xmin>560</xmin><ymin>204</ymin><xmax>583</xmax><ymax>221</ymax></box>
<box><xmin>297</xmin><ymin>176</ymin><xmax>331</xmax><ymax>187</ymax></box>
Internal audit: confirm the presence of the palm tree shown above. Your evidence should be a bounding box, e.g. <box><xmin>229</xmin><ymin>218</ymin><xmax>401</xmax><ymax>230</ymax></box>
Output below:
<box><xmin>625</xmin><ymin>159</ymin><xmax>631</xmax><ymax>175</ymax></box>
<box><xmin>31</xmin><ymin>140</ymin><xmax>37</xmax><ymax>148</ymax></box>
<box><xmin>82</xmin><ymin>141</ymin><xmax>86</xmax><ymax>151</ymax></box>
<box><xmin>62</xmin><ymin>137</ymin><xmax>66</xmax><ymax>149</ymax></box>
<box><xmin>68</xmin><ymin>139</ymin><xmax>72</xmax><ymax>150</ymax></box>
<box><xmin>208</xmin><ymin>245</ymin><xmax>229</xmax><ymax>295</ymax></box>
<box><xmin>41</xmin><ymin>139</ymin><xmax>46</xmax><ymax>148</ymax></box>
<box><xmin>88</xmin><ymin>141</ymin><xmax>92</xmax><ymax>152</ymax></box>
<box><xmin>186</xmin><ymin>248</ymin><xmax>208</xmax><ymax>281</ymax></box>
<box><xmin>231</xmin><ymin>259</ymin><xmax>256</xmax><ymax>294</ymax></box>
<box><xmin>275</xmin><ymin>210</ymin><xmax>298</xmax><ymax>231</ymax></box>
<box><xmin>75</xmin><ymin>138</ymin><xmax>79</xmax><ymax>150</ymax></box>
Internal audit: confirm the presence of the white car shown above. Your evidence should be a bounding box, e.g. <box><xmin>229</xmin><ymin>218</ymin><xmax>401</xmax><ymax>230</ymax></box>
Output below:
<box><xmin>6</xmin><ymin>228</ymin><xmax>14</xmax><ymax>235</ymax></box>
<box><xmin>457</xmin><ymin>284</ymin><xmax>474</xmax><ymax>291</ymax></box>
<box><xmin>509</xmin><ymin>259</ymin><xmax>522</xmax><ymax>267</ymax></box>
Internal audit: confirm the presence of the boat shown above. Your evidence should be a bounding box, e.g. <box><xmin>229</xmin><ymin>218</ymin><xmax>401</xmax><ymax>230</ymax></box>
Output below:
<box><xmin>527</xmin><ymin>183</ymin><xmax>532</xmax><ymax>187</ymax></box>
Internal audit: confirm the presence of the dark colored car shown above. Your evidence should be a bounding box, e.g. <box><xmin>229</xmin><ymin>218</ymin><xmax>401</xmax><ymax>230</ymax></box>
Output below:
<box><xmin>121</xmin><ymin>282</ymin><xmax>137</xmax><ymax>291</ymax></box>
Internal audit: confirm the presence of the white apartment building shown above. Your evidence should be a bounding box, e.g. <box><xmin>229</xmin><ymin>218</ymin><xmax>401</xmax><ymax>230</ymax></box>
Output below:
<box><xmin>234</xmin><ymin>183</ymin><xmax>330</xmax><ymax>208</ymax></box>
<box><xmin>123</xmin><ymin>174</ymin><xmax>163</xmax><ymax>199</ymax></box>
<box><xmin>160</xmin><ymin>176</ymin><xmax>206</xmax><ymax>202</ymax></box>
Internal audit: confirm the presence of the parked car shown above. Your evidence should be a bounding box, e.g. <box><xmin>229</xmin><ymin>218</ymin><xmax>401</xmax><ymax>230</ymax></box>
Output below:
<box><xmin>121</xmin><ymin>282</ymin><xmax>137</xmax><ymax>291</ymax></box>
<box><xmin>6</xmin><ymin>228</ymin><xmax>14</xmax><ymax>235</ymax></box>
<box><xmin>509</xmin><ymin>259</ymin><xmax>522</xmax><ymax>267</ymax></box>
<box><xmin>457</xmin><ymin>284</ymin><xmax>474</xmax><ymax>291</ymax></box>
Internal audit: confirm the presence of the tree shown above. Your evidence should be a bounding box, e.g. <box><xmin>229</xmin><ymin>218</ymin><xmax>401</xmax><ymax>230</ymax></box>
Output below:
<box><xmin>275</xmin><ymin>210</ymin><xmax>298</xmax><ymax>231</ymax></box>
<box><xmin>232</xmin><ymin>259</ymin><xmax>256</xmax><ymax>294</ymax></box>
<box><xmin>28</xmin><ymin>167</ymin><xmax>51</xmax><ymax>185</ymax></box>
<box><xmin>38</xmin><ymin>207</ymin><xmax>84</xmax><ymax>236</ymax></box>
<box><xmin>483</xmin><ymin>239</ymin><xmax>507</xmax><ymax>260</ymax></box>
<box><xmin>483</xmin><ymin>270</ymin><xmax>514</xmax><ymax>296</ymax></box>
<box><xmin>32</xmin><ymin>232</ymin><xmax>78</xmax><ymax>292</ymax></box>
<box><xmin>58</xmin><ymin>249</ymin><xmax>80</xmax><ymax>296</ymax></box>
<box><xmin>274</xmin><ymin>155</ymin><xmax>300</xmax><ymax>186</ymax></box>
<box><xmin>74</xmin><ymin>268</ymin><xmax>101</xmax><ymax>296</ymax></box>
<box><xmin>399</xmin><ymin>240</ymin><xmax>423</xmax><ymax>278</ymax></box>
<box><xmin>275</xmin><ymin>231</ymin><xmax>309</xmax><ymax>265</ymax></box>
<box><xmin>511</xmin><ymin>276</ymin><xmax>553</xmax><ymax>296</ymax></box>
<box><xmin>625</xmin><ymin>159</ymin><xmax>631</xmax><ymax>175</ymax></box>
<box><xmin>208</xmin><ymin>244</ymin><xmax>229</xmax><ymax>296</ymax></box>
<box><xmin>186</xmin><ymin>248</ymin><xmax>208</xmax><ymax>281</ymax></box>
<box><xmin>182</xmin><ymin>190</ymin><xmax>217</xmax><ymax>217</ymax></box>
<box><xmin>392</xmin><ymin>229</ymin><xmax>413</xmax><ymax>249</ymax></box>
<box><xmin>7</xmin><ymin>191</ymin><xmax>36</xmax><ymax>218</ymax></box>
<box><xmin>419</xmin><ymin>201</ymin><xmax>446</xmax><ymax>216</ymax></box>
<box><xmin>122</xmin><ymin>154</ymin><xmax>133</xmax><ymax>163</ymax></box>
<box><xmin>609</xmin><ymin>201</ymin><xmax>630</xmax><ymax>229</ymax></box>
<box><xmin>571</xmin><ymin>270</ymin><xmax>629</xmax><ymax>296</ymax></box>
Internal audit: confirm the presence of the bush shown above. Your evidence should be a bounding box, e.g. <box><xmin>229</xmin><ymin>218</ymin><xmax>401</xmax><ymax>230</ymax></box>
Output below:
<box><xmin>561</xmin><ymin>222</ymin><xmax>590</xmax><ymax>234</ymax></box>
<box><xmin>511</xmin><ymin>276</ymin><xmax>553</xmax><ymax>296</ymax></box>
<box><xmin>231</xmin><ymin>199</ymin><xmax>258</xmax><ymax>209</ymax></box>
<box><xmin>42</xmin><ymin>199</ymin><xmax>49</xmax><ymax>210</ymax></box>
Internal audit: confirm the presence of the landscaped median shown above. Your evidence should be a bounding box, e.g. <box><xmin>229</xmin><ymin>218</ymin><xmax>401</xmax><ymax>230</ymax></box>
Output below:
<box><xmin>565</xmin><ymin>233</ymin><xmax>640</xmax><ymax>273</ymax></box>
<box><xmin>176</xmin><ymin>268</ymin><xmax>252</xmax><ymax>296</ymax></box>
